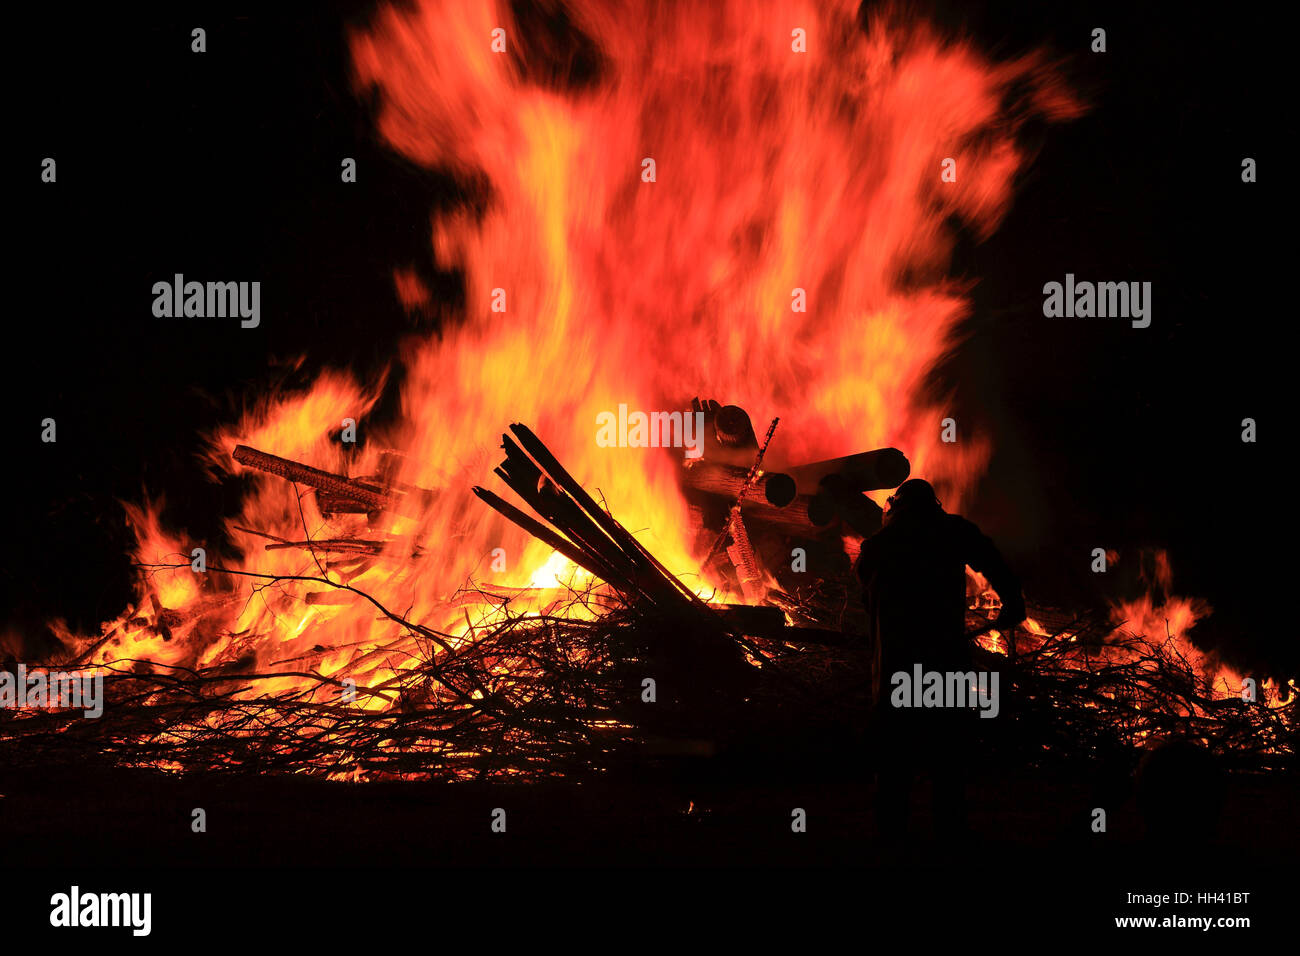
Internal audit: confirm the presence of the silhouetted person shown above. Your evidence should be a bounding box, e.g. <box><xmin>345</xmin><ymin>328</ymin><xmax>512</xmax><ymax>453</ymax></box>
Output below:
<box><xmin>856</xmin><ymin>478</ymin><xmax>1024</xmax><ymax>844</ymax></box>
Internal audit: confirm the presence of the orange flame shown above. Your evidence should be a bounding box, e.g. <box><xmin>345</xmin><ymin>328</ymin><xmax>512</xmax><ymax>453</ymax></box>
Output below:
<box><xmin>971</xmin><ymin>549</ymin><xmax>1291</xmax><ymax>715</ymax></box>
<box><xmin>71</xmin><ymin>1</ymin><xmax>1086</xmax><ymax>710</ymax></box>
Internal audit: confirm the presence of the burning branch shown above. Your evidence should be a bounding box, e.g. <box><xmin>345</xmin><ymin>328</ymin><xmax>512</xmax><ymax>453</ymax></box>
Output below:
<box><xmin>4</xmin><ymin>569</ymin><xmax>1294</xmax><ymax>780</ymax></box>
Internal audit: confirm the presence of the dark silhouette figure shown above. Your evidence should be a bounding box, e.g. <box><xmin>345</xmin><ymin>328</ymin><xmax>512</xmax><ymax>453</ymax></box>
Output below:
<box><xmin>855</xmin><ymin>478</ymin><xmax>1024</xmax><ymax>843</ymax></box>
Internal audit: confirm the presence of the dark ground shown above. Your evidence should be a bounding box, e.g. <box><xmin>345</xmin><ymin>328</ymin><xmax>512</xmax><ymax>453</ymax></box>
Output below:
<box><xmin>5</xmin><ymin>764</ymin><xmax>1296</xmax><ymax>867</ymax></box>
<box><xmin>3</xmin><ymin>761</ymin><xmax>1294</xmax><ymax>938</ymax></box>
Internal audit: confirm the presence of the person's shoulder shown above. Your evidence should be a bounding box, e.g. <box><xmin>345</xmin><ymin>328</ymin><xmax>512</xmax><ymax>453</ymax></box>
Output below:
<box><xmin>856</xmin><ymin>523</ymin><xmax>894</xmax><ymax>560</ymax></box>
<box><xmin>858</xmin><ymin>525</ymin><xmax>887</xmax><ymax>552</ymax></box>
<box><xmin>941</xmin><ymin>512</ymin><xmax>984</xmax><ymax>537</ymax></box>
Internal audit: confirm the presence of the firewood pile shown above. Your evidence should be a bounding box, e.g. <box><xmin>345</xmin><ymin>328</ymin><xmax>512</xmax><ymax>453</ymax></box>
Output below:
<box><xmin>0</xmin><ymin>410</ymin><xmax>1294</xmax><ymax>779</ymax></box>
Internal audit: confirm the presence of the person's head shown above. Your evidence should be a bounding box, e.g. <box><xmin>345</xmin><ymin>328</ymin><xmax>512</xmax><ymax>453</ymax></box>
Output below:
<box><xmin>883</xmin><ymin>478</ymin><xmax>942</xmax><ymax>524</ymax></box>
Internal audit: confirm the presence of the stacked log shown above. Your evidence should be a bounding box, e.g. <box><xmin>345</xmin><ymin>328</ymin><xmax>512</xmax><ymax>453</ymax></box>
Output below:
<box><xmin>679</xmin><ymin>402</ymin><xmax>906</xmax><ymax>542</ymax></box>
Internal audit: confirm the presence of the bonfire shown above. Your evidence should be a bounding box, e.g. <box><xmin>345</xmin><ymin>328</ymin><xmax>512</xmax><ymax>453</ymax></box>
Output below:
<box><xmin>2</xmin><ymin>0</ymin><xmax>1294</xmax><ymax>780</ymax></box>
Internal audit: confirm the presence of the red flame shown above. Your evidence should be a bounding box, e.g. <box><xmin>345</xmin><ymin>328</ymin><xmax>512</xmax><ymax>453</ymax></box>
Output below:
<box><xmin>73</xmin><ymin>0</ymin><xmax>1090</xmax><ymax>705</ymax></box>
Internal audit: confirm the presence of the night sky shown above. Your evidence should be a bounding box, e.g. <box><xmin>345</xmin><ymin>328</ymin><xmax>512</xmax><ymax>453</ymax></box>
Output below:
<box><xmin>8</xmin><ymin>2</ymin><xmax>1285</xmax><ymax>678</ymax></box>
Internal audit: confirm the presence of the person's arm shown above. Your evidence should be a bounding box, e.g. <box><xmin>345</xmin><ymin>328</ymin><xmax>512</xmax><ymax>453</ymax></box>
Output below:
<box><xmin>959</xmin><ymin>518</ymin><xmax>1025</xmax><ymax>627</ymax></box>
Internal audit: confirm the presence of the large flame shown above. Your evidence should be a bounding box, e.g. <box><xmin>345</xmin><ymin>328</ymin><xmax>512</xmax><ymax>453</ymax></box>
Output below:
<box><xmin>74</xmin><ymin>1</ymin><xmax>1086</xmax><ymax>703</ymax></box>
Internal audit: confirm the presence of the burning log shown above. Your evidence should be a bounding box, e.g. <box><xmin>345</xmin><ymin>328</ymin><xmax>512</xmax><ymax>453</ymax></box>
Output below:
<box><xmin>691</xmin><ymin>398</ymin><xmax>762</xmax><ymax>468</ymax></box>
<box><xmin>783</xmin><ymin>447</ymin><xmax>910</xmax><ymax>496</ymax></box>
<box><xmin>682</xmin><ymin>461</ymin><xmax>797</xmax><ymax>507</ymax></box>
<box><xmin>263</xmin><ymin>537</ymin><xmax>422</xmax><ymax>558</ymax></box>
<box><xmin>711</xmin><ymin>403</ymin><xmax>758</xmax><ymax>456</ymax></box>
<box><xmin>232</xmin><ymin>444</ymin><xmax>437</xmax><ymax>518</ymax></box>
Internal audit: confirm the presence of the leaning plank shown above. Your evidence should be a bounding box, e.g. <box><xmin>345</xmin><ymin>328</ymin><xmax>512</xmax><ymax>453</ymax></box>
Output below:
<box><xmin>508</xmin><ymin>424</ymin><xmax>712</xmax><ymax>613</ymax></box>
<box><xmin>232</xmin><ymin>444</ymin><xmax>436</xmax><ymax>518</ymax></box>
<box><xmin>472</xmin><ymin>486</ymin><xmax>625</xmax><ymax>588</ymax></box>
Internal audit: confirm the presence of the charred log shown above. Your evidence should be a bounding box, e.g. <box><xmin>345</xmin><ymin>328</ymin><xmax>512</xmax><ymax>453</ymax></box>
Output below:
<box><xmin>784</xmin><ymin>447</ymin><xmax>910</xmax><ymax>496</ymax></box>
<box><xmin>691</xmin><ymin>398</ymin><xmax>763</xmax><ymax>468</ymax></box>
<box><xmin>807</xmin><ymin>473</ymin><xmax>885</xmax><ymax>538</ymax></box>
<box><xmin>232</xmin><ymin>444</ymin><xmax>437</xmax><ymax>518</ymax></box>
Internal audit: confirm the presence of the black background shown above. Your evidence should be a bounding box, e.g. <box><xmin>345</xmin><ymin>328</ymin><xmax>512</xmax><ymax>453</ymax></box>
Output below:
<box><xmin>7</xmin><ymin>2</ymin><xmax>1286</xmax><ymax>678</ymax></box>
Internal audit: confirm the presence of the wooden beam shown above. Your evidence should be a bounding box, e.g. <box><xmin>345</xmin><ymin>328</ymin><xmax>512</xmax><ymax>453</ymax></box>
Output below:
<box><xmin>232</xmin><ymin>444</ymin><xmax>437</xmax><ymax>518</ymax></box>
